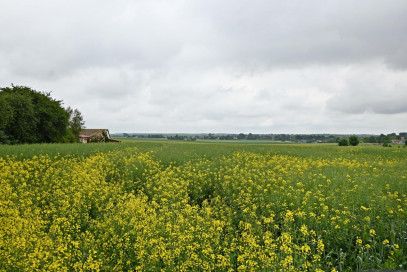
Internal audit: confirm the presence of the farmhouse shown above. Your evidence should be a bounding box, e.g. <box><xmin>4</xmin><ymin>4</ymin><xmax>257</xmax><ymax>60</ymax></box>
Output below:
<box><xmin>79</xmin><ymin>129</ymin><xmax>110</xmax><ymax>143</ymax></box>
<box><xmin>392</xmin><ymin>137</ymin><xmax>405</xmax><ymax>145</ymax></box>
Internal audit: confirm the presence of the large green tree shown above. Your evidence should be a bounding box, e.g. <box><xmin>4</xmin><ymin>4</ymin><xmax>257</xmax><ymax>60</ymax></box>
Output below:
<box><xmin>0</xmin><ymin>85</ymin><xmax>70</xmax><ymax>143</ymax></box>
<box><xmin>0</xmin><ymin>90</ymin><xmax>37</xmax><ymax>143</ymax></box>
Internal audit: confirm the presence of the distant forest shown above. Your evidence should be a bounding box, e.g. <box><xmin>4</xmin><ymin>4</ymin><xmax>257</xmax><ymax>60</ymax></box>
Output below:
<box><xmin>112</xmin><ymin>132</ymin><xmax>407</xmax><ymax>144</ymax></box>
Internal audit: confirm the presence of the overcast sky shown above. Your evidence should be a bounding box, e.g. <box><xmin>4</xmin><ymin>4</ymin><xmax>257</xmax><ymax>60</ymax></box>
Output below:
<box><xmin>1</xmin><ymin>0</ymin><xmax>407</xmax><ymax>134</ymax></box>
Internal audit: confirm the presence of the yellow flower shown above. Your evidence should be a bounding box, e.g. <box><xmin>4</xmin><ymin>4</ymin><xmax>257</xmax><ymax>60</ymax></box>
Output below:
<box><xmin>300</xmin><ymin>225</ymin><xmax>309</xmax><ymax>236</ymax></box>
<box><xmin>356</xmin><ymin>237</ymin><xmax>362</xmax><ymax>246</ymax></box>
<box><xmin>284</xmin><ymin>210</ymin><xmax>295</xmax><ymax>223</ymax></box>
<box><xmin>300</xmin><ymin>244</ymin><xmax>311</xmax><ymax>254</ymax></box>
<box><xmin>317</xmin><ymin>239</ymin><xmax>325</xmax><ymax>253</ymax></box>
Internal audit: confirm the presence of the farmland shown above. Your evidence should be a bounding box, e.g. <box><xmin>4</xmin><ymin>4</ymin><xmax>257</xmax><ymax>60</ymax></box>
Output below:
<box><xmin>1</xmin><ymin>141</ymin><xmax>406</xmax><ymax>271</ymax></box>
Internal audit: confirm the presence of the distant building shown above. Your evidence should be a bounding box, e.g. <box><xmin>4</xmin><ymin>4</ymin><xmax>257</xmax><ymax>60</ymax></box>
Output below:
<box><xmin>392</xmin><ymin>138</ymin><xmax>405</xmax><ymax>145</ymax></box>
<box><xmin>79</xmin><ymin>134</ymin><xmax>90</xmax><ymax>144</ymax></box>
<box><xmin>79</xmin><ymin>129</ymin><xmax>110</xmax><ymax>143</ymax></box>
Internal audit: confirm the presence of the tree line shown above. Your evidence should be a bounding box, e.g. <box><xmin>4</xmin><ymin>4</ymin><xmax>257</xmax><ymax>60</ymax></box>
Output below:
<box><xmin>0</xmin><ymin>85</ymin><xmax>84</xmax><ymax>144</ymax></box>
<box><xmin>362</xmin><ymin>134</ymin><xmax>406</xmax><ymax>144</ymax></box>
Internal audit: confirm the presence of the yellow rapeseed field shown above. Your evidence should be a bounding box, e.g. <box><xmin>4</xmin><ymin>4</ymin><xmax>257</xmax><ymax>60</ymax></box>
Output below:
<box><xmin>0</xmin><ymin>143</ymin><xmax>406</xmax><ymax>271</ymax></box>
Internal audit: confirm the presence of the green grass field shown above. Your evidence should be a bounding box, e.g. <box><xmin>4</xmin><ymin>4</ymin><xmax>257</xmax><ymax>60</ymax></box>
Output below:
<box><xmin>1</xmin><ymin>141</ymin><xmax>406</xmax><ymax>271</ymax></box>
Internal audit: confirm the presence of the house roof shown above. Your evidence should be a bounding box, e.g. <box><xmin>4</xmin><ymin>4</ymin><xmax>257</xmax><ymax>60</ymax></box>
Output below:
<box><xmin>79</xmin><ymin>129</ymin><xmax>110</xmax><ymax>137</ymax></box>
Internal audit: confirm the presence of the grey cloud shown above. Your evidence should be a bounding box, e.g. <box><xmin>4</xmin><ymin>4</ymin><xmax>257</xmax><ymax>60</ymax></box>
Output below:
<box><xmin>2</xmin><ymin>0</ymin><xmax>407</xmax><ymax>78</ymax></box>
<box><xmin>1</xmin><ymin>0</ymin><xmax>407</xmax><ymax>134</ymax></box>
<box><xmin>328</xmin><ymin>95</ymin><xmax>407</xmax><ymax>115</ymax></box>
<box><xmin>166</xmin><ymin>1</ymin><xmax>407</xmax><ymax>70</ymax></box>
<box><xmin>326</xmin><ymin>64</ymin><xmax>407</xmax><ymax>114</ymax></box>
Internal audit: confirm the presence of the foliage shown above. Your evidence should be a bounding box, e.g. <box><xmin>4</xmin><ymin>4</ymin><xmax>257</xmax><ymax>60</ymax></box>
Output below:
<box><xmin>102</xmin><ymin>131</ymin><xmax>109</xmax><ymax>143</ymax></box>
<box><xmin>0</xmin><ymin>85</ymin><xmax>69</xmax><ymax>143</ymax></box>
<box><xmin>168</xmin><ymin>134</ymin><xmax>187</xmax><ymax>141</ymax></box>
<box><xmin>378</xmin><ymin>134</ymin><xmax>391</xmax><ymax>144</ymax></box>
<box><xmin>1</xmin><ymin>142</ymin><xmax>407</xmax><ymax>271</ymax></box>
<box><xmin>0</xmin><ymin>130</ymin><xmax>10</xmax><ymax>144</ymax></box>
<box><xmin>363</xmin><ymin>136</ymin><xmax>377</xmax><ymax>143</ymax></box>
<box><xmin>338</xmin><ymin>138</ymin><xmax>349</xmax><ymax>146</ymax></box>
<box><xmin>349</xmin><ymin>135</ymin><xmax>360</xmax><ymax>146</ymax></box>
<box><xmin>66</xmin><ymin>107</ymin><xmax>85</xmax><ymax>142</ymax></box>
<box><xmin>0</xmin><ymin>88</ymin><xmax>37</xmax><ymax>143</ymax></box>
<box><xmin>63</xmin><ymin>129</ymin><xmax>77</xmax><ymax>143</ymax></box>
<box><xmin>88</xmin><ymin>132</ymin><xmax>109</xmax><ymax>143</ymax></box>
